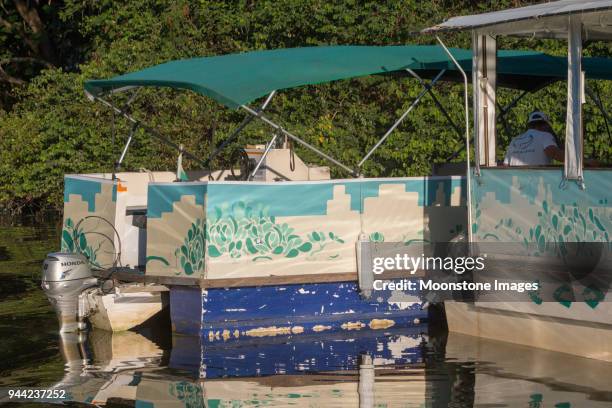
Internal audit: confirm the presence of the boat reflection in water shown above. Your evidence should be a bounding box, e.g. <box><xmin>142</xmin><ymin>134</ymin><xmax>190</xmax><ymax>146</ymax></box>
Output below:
<box><xmin>54</xmin><ymin>325</ymin><xmax>612</xmax><ymax>407</ymax></box>
<box><xmin>56</xmin><ymin>330</ymin><xmax>167</xmax><ymax>405</ymax></box>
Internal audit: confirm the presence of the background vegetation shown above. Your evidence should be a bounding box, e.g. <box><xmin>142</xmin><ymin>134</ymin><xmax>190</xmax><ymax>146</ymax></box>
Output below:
<box><xmin>1</xmin><ymin>0</ymin><xmax>611</xmax><ymax>213</ymax></box>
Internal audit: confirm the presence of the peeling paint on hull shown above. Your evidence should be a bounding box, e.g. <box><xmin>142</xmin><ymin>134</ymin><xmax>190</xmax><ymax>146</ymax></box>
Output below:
<box><xmin>341</xmin><ymin>321</ymin><xmax>366</xmax><ymax>330</ymax></box>
<box><xmin>169</xmin><ymin>282</ymin><xmax>426</xmax><ymax>342</ymax></box>
<box><xmin>369</xmin><ymin>318</ymin><xmax>395</xmax><ymax>329</ymax></box>
<box><xmin>244</xmin><ymin>326</ymin><xmax>305</xmax><ymax>338</ymax></box>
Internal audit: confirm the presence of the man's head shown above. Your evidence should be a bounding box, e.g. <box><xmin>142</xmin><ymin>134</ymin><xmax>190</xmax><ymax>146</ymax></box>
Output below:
<box><xmin>527</xmin><ymin>111</ymin><xmax>553</xmax><ymax>132</ymax></box>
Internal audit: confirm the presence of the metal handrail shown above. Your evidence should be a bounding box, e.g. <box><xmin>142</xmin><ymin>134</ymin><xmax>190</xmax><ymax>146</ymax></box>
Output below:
<box><xmin>436</xmin><ymin>36</ymin><xmax>473</xmax><ymax>245</ymax></box>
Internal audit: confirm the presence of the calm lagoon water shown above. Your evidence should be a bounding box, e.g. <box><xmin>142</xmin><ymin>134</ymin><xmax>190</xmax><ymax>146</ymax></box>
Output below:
<box><xmin>1</xmin><ymin>214</ymin><xmax>612</xmax><ymax>407</ymax></box>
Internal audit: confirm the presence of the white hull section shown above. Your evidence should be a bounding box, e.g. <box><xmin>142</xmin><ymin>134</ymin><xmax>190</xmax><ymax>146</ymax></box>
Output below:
<box><xmin>445</xmin><ymin>301</ymin><xmax>612</xmax><ymax>362</ymax></box>
<box><xmin>83</xmin><ymin>285</ymin><xmax>166</xmax><ymax>332</ymax></box>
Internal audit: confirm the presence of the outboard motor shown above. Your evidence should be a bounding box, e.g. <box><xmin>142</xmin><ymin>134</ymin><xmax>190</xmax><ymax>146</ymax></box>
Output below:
<box><xmin>42</xmin><ymin>252</ymin><xmax>98</xmax><ymax>332</ymax></box>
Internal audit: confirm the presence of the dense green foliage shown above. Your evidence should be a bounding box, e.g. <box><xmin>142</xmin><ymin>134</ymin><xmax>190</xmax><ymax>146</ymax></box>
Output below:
<box><xmin>1</xmin><ymin>1</ymin><xmax>611</xmax><ymax>212</ymax></box>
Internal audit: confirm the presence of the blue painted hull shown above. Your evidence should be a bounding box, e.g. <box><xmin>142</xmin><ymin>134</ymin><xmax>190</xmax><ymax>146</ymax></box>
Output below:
<box><xmin>170</xmin><ymin>281</ymin><xmax>426</xmax><ymax>342</ymax></box>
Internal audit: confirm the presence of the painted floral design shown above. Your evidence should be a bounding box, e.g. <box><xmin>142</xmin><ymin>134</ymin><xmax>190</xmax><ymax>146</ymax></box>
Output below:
<box><xmin>474</xmin><ymin>198</ymin><xmax>610</xmax><ymax>308</ymax></box>
<box><xmin>168</xmin><ymin>381</ymin><xmax>202</xmax><ymax>408</ymax></box>
<box><xmin>175</xmin><ymin>218</ymin><xmax>205</xmax><ymax>275</ymax></box>
<box><xmin>206</xmin><ymin>201</ymin><xmax>344</xmax><ymax>261</ymax></box>
<box><xmin>479</xmin><ymin>200</ymin><xmax>609</xmax><ymax>257</ymax></box>
<box><xmin>60</xmin><ymin>217</ymin><xmax>102</xmax><ymax>268</ymax></box>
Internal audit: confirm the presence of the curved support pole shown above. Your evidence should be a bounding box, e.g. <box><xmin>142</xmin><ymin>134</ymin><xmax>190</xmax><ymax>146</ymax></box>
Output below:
<box><xmin>436</xmin><ymin>36</ymin><xmax>473</xmax><ymax>245</ymax></box>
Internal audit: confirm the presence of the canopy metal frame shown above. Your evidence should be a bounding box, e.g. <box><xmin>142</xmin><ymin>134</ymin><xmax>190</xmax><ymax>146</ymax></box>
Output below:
<box><xmin>406</xmin><ymin>68</ymin><xmax>463</xmax><ymax>140</ymax></box>
<box><xmin>240</xmin><ymin>104</ymin><xmax>357</xmax><ymax>176</ymax></box>
<box><xmin>585</xmin><ymin>85</ymin><xmax>612</xmax><ymax>146</ymax></box>
<box><xmin>89</xmin><ymin>93</ymin><xmax>211</xmax><ymax>170</ymax></box>
<box><xmin>446</xmin><ymin>85</ymin><xmax>548</xmax><ymax>162</ymax></box>
<box><xmin>93</xmin><ymin>91</ymin><xmax>290</xmax><ymax>182</ymax></box>
<box><xmin>84</xmin><ymin>43</ymin><xmax>612</xmax><ymax>182</ymax></box>
<box><xmin>248</xmin><ymin>131</ymin><xmax>279</xmax><ymax>180</ymax></box>
<box><xmin>91</xmin><ymin>62</ymin><xmax>610</xmax><ymax>185</ymax></box>
<box><xmin>89</xmin><ymin>63</ymin><xmax>474</xmax><ymax>180</ymax></box>
<box><xmin>357</xmin><ymin>69</ymin><xmax>447</xmax><ymax>168</ymax></box>
<box><xmin>116</xmin><ymin>122</ymin><xmax>138</xmax><ymax>171</ymax></box>
<box><xmin>240</xmin><ymin>68</ymin><xmax>455</xmax><ymax>178</ymax></box>
<box><xmin>495</xmin><ymin>89</ymin><xmax>530</xmax><ymax>141</ymax></box>
<box><xmin>204</xmin><ymin>91</ymin><xmax>276</xmax><ymax>168</ymax></box>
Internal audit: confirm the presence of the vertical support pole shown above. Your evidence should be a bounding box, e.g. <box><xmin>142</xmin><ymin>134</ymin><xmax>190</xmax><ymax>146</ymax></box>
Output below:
<box><xmin>565</xmin><ymin>15</ymin><xmax>584</xmax><ymax>187</ymax></box>
<box><xmin>471</xmin><ymin>31</ymin><xmax>480</xmax><ymax>175</ymax></box>
<box><xmin>359</xmin><ymin>354</ymin><xmax>374</xmax><ymax>408</ymax></box>
<box><xmin>474</xmin><ymin>33</ymin><xmax>497</xmax><ymax>168</ymax></box>
<box><xmin>357</xmin><ymin>233</ymin><xmax>373</xmax><ymax>299</ymax></box>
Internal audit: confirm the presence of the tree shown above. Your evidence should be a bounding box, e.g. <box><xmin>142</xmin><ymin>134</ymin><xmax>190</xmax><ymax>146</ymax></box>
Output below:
<box><xmin>0</xmin><ymin>1</ymin><xmax>610</xmax><ymax>213</ymax></box>
<box><xmin>0</xmin><ymin>0</ymin><xmax>89</xmax><ymax>108</ymax></box>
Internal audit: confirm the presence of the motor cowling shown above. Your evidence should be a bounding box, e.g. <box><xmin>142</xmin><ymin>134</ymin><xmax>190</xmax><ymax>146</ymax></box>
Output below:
<box><xmin>42</xmin><ymin>252</ymin><xmax>98</xmax><ymax>333</ymax></box>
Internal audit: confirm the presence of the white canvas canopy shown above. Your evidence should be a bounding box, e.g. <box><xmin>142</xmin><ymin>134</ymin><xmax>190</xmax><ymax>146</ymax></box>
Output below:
<box><xmin>424</xmin><ymin>0</ymin><xmax>612</xmax><ymax>40</ymax></box>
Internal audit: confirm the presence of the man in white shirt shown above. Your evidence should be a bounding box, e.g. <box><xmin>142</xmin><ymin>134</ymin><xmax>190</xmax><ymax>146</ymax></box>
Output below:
<box><xmin>503</xmin><ymin>111</ymin><xmax>564</xmax><ymax>166</ymax></box>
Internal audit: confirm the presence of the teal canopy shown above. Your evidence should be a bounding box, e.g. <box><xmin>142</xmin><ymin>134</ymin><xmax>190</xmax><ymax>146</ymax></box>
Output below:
<box><xmin>84</xmin><ymin>45</ymin><xmax>612</xmax><ymax>109</ymax></box>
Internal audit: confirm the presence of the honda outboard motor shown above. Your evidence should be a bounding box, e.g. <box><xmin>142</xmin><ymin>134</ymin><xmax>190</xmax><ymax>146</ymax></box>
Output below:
<box><xmin>42</xmin><ymin>253</ymin><xmax>98</xmax><ymax>332</ymax></box>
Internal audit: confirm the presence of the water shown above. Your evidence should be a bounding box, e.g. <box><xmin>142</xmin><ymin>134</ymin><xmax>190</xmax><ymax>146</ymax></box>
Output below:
<box><xmin>0</xmin><ymin>212</ymin><xmax>65</xmax><ymax>387</ymax></box>
<box><xmin>1</xmin><ymin>215</ymin><xmax>612</xmax><ymax>407</ymax></box>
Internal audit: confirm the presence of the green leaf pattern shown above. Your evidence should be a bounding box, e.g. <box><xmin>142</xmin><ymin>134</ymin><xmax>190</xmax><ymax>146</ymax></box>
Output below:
<box><xmin>206</xmin><ymin>201</ymin><xmax>343</xmax><ymax>261</ymax></box>
<box><xmin>175</xmin><ymin>218</ymin><xmax>205</xmax><ymax>276</ymax></box>
<box><xmin>475</xmin><ymin>200</ymin><xmax>610</xmax><ymax>308</ymax></box>
<box><xmin>60</xmin><ymin>217</ymin><xmax>102</xmax><ymax>268</ymax></box>
<box><xmin>478</xmin><ymin>200</ymin><xmax>610</xmax><ymax>258</ymax></box>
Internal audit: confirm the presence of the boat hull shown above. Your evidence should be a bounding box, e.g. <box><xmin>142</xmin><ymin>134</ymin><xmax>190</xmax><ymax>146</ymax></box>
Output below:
<box><xmin>445</xmin><ymin>301</ymin><xmax>612</xmax><ymax>361</ymax></box>
<box><xmin>170</xmin><ymin>282</ymin><xmax>427</xmax><ymax>342</ymax></box>
<box><xmin>86</xmin><ymin>286</ymin><xmax>167</xmax><ymax>332</ymax></box>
